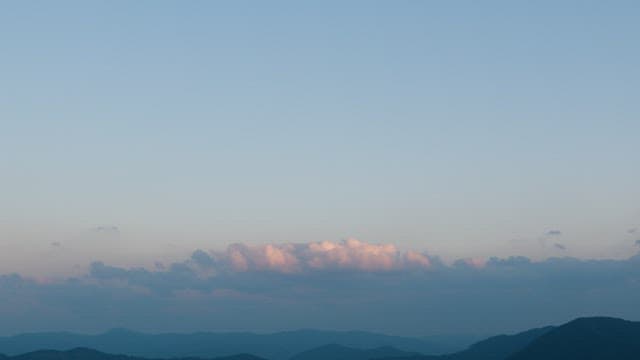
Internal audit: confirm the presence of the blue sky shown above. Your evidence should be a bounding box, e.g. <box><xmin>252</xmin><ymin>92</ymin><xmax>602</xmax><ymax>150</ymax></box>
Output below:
<box><xmin>1</xmin><ymin>2</ymin><xmax>640</xmax><ymax>332</ymax></box>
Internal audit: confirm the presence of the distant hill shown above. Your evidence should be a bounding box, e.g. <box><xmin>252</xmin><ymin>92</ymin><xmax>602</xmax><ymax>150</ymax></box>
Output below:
<box><xmin>11</xmin><ymin>348</ymin><xmax>132</xmax><ymax>360</ymax></box>
<box><xmin>379</xmin><ymin>326</ymin><xmax>552</xmax><ymax>360</ymax></box>
<box><xmin>0</xmin><ymin>330</ymin><xmax>455</xmax><ymax>360</ymax></box>
<box><xmin>381</xmin><ymin>317</ymin><xmax>640</xmax><ymax>360</ymax></box>
<box><xmin>442</xmin><ymin>326</ymin><xmax>553</xmax><ymax>360</ymax></box>
<box><xmin>5</xmin><ymin>348</ymin><xmax>265</xmax><ymax>360</ymax></box>
<box><xmin>419</xmin><ymin>335</ymin><xmax>484</xmax><ymax>355</ymax></box>
<box><xmin>508</xmin><ymin>317</ymin><xmax>640</xmax><ymax>360</ymax></box>
<box><xmin>290</xmin><ymin>344</ymin><xmax>416</xmax><ymax>360</ymax></box>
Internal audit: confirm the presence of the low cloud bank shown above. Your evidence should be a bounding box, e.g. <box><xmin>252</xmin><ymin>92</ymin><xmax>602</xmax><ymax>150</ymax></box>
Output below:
<box><xmin>1</xmin><ymin>239</ymin><xmax>640</xmax><ymax>336</ymax></box>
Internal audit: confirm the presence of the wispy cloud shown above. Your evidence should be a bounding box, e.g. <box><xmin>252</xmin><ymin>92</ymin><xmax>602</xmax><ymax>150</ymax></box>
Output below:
<box><xmin>91</xmin><ymin>225</ymin><xmax>120</xmax><ymax>235</ymax></box>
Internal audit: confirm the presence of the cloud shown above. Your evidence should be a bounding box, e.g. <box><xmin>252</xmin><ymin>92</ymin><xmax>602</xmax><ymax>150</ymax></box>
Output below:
<box><xmin>1</xmin><ymin>239</ymin><xmax>640</xmax><ymax>336</ymax></box>
<box><xmin>223</xmin><ymin>243</ymin><xmax>300</xmax><ymax>273</ymax></box>
<box><xmin>304</xmin><ymin>239</ymin><xmax>398</xmax><ymax>271</ymax></box>
<box><xmin>92</xmin><ymin>226</ymin><xmax>120</xmax><ymax>235</ymax></box>
<box><xmin>454</xmin><ymin>257</ymin><xmax>487</xmax><ymax>269</ymax></box>
<box><xmin>191</xmin><ymin>249</ymin><xmax>215</xmax><ymax>268</ymax></box>
<box><xmin>206</xmin><ymin>239</ymin><xmax>434</xmax><ymax>274</ymax></box>
<box><xmin>404</xmin><ymin>251</ymin><xmax>432</xmax><ymax>268</ymax></box>
<box><xmin>629</xmin><ymin>228</ymin><xmax>638</xmax><ymax>234</ymax></box>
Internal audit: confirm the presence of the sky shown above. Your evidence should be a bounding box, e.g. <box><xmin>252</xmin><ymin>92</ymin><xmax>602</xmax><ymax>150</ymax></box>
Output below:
<box><xmin>1</xmin><ymin>1</ymin><xmax>640</xmax><ymax>336</ymax></box>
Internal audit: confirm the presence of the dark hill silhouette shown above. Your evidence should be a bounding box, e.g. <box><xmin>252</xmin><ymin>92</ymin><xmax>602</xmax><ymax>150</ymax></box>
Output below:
<box><xmin>380</xmin><ymin>326</ymin><xmax>552</xmax><ymax>360</ymax></box>
<box><xmin>441</xmin><ymin>326</ymin><xmax>553</xmax><ymax>360</ymax></box>
<box><xmin>290</xmin><ymin>344</ymin><xmax>416</xmax><ymax>360</ymax></box>
<box><xmin>381</xmin><ymin>317</ymin><xmax>640</xmax><ymax>360</ymax></box>
<box><xmin>0</xmin><ymin>330</ymin><xmax>454</xmax><ymax>360</ymax></box>
<box><xmin>507</xmin><ymin>317</ymin><xmax>640</xmax><ymax>360</ymax></box>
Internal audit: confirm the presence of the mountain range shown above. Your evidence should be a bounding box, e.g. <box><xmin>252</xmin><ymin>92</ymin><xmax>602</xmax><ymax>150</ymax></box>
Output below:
<box><xmin>0</xmin><ymin>329</ymin><xmax>462</xmax><ymax>360</ymax></box>
<box><xmin>0</xmin><ymin>317</ymin><xmax>638</xmax><ymax>360</ymax></box>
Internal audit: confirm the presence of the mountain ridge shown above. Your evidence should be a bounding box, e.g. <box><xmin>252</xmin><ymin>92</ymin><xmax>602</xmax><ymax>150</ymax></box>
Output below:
<box><xmin>3</xmin><ymin>317</ymin><xmax>640</xmax><ymax>360</ymax></box>
<box><xmin>5</xmin><ymin>348</ymin><xmax>266</xmax><ymax>360</ymax></box>
<box><xmin>0</xmin><ymin>330</ymin><xmax>455</xmax><ymax>360</ymax></box>
<box><xmin>507</xmin><ymin>316</ymin><xmax>640</xmax><ymax>360</ymax></box>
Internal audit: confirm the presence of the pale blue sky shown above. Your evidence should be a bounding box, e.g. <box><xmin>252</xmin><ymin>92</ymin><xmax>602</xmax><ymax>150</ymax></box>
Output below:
<box><xmin>1</xmin><ymin>1</ymin><xmax>639</xmax><ymax>275</ymax></box>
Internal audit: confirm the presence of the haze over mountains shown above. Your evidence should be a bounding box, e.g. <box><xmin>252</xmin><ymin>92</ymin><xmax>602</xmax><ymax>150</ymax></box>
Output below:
<box><xmin>3</xmin><ymin>349</ymin><xmax>265</xmax><ymax>360</ymax></box>
<box><xmin>289</xmin><ymin>345</ymin><xmax>417</xmax><ymax>360</ymax></box>
<box><xmin>0</xmin><ymin>330</ymin><xmax>463</xmax><ymax>360</ymax></box>
<box><xmin>1</xmin><ymin>317</ymin><xmax>639</xmax><ymax>360</ymax></box>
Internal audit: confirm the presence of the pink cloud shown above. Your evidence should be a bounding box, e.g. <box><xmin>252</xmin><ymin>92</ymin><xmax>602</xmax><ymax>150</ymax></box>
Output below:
<box><xmin>404</xmin><ymin>251</ymin><xmax>431</xmax><ymax>267</ymax></box>
<box><xmin>460</xmin><ymin>257</ymin><xmax>487</xmax><ymax>269</ymax></box>
<box><xmin>306</xmin><ymin>238</ymin><xmax>398</xmax><ymax>271</ymax></box>
<box><xmin>216</xmin><ymin>239</ymin><xmax>432</xmax><ymax>273</ymax></box>
<box><xmin>224</xmin><ymin>243</ymin><xmax>299</xmax><ymax>273</ymax></box>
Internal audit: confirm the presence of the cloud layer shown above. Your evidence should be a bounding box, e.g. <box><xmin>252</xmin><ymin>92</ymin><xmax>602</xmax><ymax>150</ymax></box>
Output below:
<box><xmin>1</xmin><ymin>239</ymin><xmax>640</xmax><ymax>336</ymax></box>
